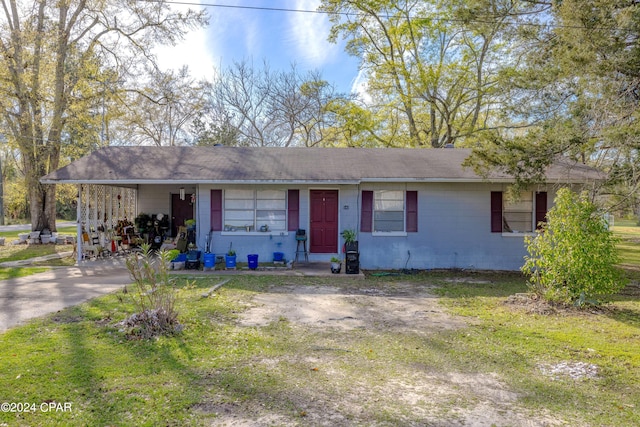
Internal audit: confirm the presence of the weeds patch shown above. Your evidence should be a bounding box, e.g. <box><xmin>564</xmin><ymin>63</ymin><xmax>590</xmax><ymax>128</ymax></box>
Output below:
<box><xmin>0</xmin><ymin>271</ymin><xmax>638</xmax><ymax>426</ymax></box>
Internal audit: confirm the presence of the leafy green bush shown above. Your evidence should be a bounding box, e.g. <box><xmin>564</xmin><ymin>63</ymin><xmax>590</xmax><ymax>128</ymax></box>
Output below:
<box><xmin>522</xmin><ymin>188</ymin><xmax>626</xmax><ymax>306</ymax></box>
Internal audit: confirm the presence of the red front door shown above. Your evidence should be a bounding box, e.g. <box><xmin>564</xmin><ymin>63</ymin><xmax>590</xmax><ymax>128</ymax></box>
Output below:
<box><xmin>310</xmin><ymin>190</ymin><xmax>338</xmax><ymax>253</ymax></box>
<box><xmin>171</xmin><ymin>194</ymin><xmax>194</xmax><ymax>237</ymax></box>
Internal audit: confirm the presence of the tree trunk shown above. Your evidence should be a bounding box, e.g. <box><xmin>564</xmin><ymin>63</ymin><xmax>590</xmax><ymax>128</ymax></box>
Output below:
<box><xmin>32</xmin><ymin>183</ymin><xmax>57</xmax><ymax>232</ymax></box>
<box><xmin>24</xmin><ymin>149</ymin><xmax>57</xmax><ymax>232</ymax></box>
<box><xmin>0</xmin><ymin>155</ymin><xmax>4</xmax><ymax>226</ymax></box>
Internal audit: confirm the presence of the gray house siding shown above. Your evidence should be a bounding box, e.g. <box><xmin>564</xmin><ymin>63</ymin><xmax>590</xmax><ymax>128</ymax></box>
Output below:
<box><xmin>357</xmin><ymin>183</ymin><xmax>557</xmax><ymax>271</ymax></box>
<box><xmin>40</xmin><ymin>146</ymin><xmax>599</xmax><ymax>269</ymax></box>
<box><xmin>137</xmin><ymin>182</ymin><xmax>556</xmax><ymax>271</ymax></box>
<box><xmin>195</xmin><ymin>184</ymin><xmax>346</xmax><ymax>264</ymax></box>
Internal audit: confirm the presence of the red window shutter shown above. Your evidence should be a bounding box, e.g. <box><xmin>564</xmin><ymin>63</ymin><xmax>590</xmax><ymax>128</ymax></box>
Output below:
<box><xmin>491</xmin><ymin>191</ymin><xmax>503</xmax><ymax>233</ymax></box>
<box><xmin>535</xmin><ymin>191</ymin><xmax>548</xmax><ymax>229</ymax></box>
<box><xmin>361</xmin><ymin>191</ymin><xmax>373</xmax><ymax>232</ymax></box>
<box><xmin>210</xmin><ymin>190</ymin><xmax>222</xmax><ymax>231</ymax></box>
<box><xmin>406</xmin><ymin>191</ymin><xmax>418</xmax><ymax>232</ymax></box>
<box><xmin>288</xmin><ymin>189</ymin><xmax>299</xmax><ymax>231</ymax></box>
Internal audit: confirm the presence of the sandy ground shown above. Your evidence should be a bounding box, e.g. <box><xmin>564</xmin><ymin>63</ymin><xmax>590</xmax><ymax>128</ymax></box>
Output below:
<box><xmin>202</xmin><ymin>282</ymin><xmax>565</xmax><ymax>427</ymax></box>
<box><xmin>238</xmin><ymin>283</ymin><xmax>467</xmax><ymax>333</ymax></box>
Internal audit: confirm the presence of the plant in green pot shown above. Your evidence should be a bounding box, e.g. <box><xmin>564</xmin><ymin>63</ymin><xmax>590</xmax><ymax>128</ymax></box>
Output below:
<box><xmin>341</xmin><ymin>229</ymin><xmax>358</xmax><ymax>253</ymax></box>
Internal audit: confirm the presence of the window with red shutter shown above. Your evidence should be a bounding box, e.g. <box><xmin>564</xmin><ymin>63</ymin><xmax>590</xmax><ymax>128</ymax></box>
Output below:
<box><xmin>406</xmin><ymin>191</ymin><xmax>418</xmax><ymax>232</ymax></box>
<box><xmin>210</xmin><ymin>189</ymin><xmax>222</xmax><ymax>231</ymax></box>
<box><xmin>361</xmin><ymin>191</ymin><xmax>373</xmax><ymax>232</ymax></box>
<box><xmin>535</xmin><ymin>191</ymin><xmax>548</xmax><ymax>229</ymax></box>
<box><xmin>491</xmin><ymin>191</ymin><xmax>503</xmax><ymax>233</ymax></box>
<box><xmin>288</xmin><ymin>189</ymin><xmax>299</xmax><ymax>231</ymax></box>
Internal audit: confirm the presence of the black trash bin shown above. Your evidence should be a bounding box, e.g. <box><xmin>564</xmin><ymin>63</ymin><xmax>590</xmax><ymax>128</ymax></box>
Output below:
<box><xmin>345</xmin><ymin>251</ymin><xmax>359</xmax><ymax>274</ymax></box>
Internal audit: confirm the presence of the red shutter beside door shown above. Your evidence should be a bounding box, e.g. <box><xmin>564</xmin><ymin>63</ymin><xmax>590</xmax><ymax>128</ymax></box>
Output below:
<box><xmin>288</xmin><ymin>189</ymin><xmax>299</xmax><ymax>231</ymax></box>
<box><xmin>361</xmin><ymin>191</ymin><xmax>373</xmax><ymax>232</ymax></box>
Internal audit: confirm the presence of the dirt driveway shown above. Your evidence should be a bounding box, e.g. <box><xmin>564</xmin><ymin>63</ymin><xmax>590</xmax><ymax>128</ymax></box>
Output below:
<box><xmin>204</xmin><ymin>280</ymin><xmax>561</xmax><ymax>427</ymax></box>
<box><xmin>239</xmin><ymin>283</ymin><xmax>467</xmax><ymax>333</ymax></box>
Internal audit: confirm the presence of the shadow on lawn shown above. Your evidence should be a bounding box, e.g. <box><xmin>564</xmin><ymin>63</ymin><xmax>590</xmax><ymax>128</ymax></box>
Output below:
<box><xmin>0</xmin><ymin>243</ymin><xmax>73</xmax><ymax>263</ymax></box>
<box><xmin>604</xmin><ymin>304</ymin><xmax>640</xmax><ymax>329</ymax></box>
<box><xmin>50</xmin><ymin>297</ymin><xmax>203</xmax><ymax>426</ymax></box>
<box><xmin>405</xmin><ymin>270</ymin><xmax>529</xmax><ymax>299</ymax></box>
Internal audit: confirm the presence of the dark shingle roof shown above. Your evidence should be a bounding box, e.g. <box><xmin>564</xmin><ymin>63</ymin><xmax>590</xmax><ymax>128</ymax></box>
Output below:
<box><xmin>40</xmin><ymin>146</ymin><xmax>603</xmax><ymax>184</ymax></box>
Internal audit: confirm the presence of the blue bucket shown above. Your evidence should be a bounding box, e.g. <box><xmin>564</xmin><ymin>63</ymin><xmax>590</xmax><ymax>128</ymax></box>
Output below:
<box><xmin>172</xmin><ymin>253</ymin><xmax>187</xmax><ymax>262</ymax></box>
<box><xmin>203</xmin><ymin>253</ymin><xmax>215</xmax><ymax>268</ymax></box>
<box><xmin>225</xmin><ymin>255</ymin><xmax>237</xmax><ymax>269</ymax></box>
<box><xmin>273</xmin><ymin>251</ymin><xmax>284</xmax><ymax>262</ymax></box>
<box><xmin>247</xmin><ymin>254</ymin><xmax>258</xmax><ymax>269</ymax></box>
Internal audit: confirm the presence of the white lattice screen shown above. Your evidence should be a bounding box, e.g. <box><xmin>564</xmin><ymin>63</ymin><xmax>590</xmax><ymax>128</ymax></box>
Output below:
<box><xmin>79</xmin><ymin>184</ymin><xmax>137</xmax><ymax>232</ymax></box>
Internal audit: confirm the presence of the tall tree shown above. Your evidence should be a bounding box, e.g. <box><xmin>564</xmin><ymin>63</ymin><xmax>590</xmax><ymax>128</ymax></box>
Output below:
<box><xmin>467</xmin><ymin>0</ymin><xmax>640</xmax><ymax>212</ymax></box>
<box><xmin>0</xmin><ymin>0</ymin><xmax>206</xmax><ymax>231</ymax></box>
<box><xmin>121</xmin><ymin>66</ymin><xmax>209</xmax><ymax>146</ymax></box>
<box><xmin>320</xmin><ymin>0</ymin><xmax>525</xmax><ymax>147</ymax></box>
<box><xmin>204</xmin><ymin>61</ymin><xmax>343</xmax><ymax>147</ymax></box>
<box><xmin>0</xmin><ymin>134</ymin><xmax>5</xmax><ymax>225</ymax></box>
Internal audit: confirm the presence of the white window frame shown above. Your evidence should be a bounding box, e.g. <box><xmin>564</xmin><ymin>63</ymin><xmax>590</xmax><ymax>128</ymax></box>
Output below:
<box><xmin>223</xmin><ymin>189</ymin><xmax>287</xmax><ymax>233</ymax></box>
<box><xmin>372</xmin><ymin>190</ymin><xmax>406</xmax><ymax>236</ymax></box>
<box><xmin>502</xmin><ymin>191</ymin><xmax>535</xmax><ymax>236</ymax></box>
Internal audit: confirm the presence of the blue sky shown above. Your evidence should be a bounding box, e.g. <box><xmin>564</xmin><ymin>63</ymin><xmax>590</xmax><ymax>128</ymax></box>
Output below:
<box><xmin>155</xmin><ymin>0</ymin><xmax>362</xmax><ymax>94</ymax></box>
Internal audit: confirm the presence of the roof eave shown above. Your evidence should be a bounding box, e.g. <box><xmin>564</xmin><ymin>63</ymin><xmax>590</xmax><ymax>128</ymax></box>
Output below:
<box><xmin>40</xmin><ymin>177</ymin><xmax>601</xmax><ymax>186</ymax></box>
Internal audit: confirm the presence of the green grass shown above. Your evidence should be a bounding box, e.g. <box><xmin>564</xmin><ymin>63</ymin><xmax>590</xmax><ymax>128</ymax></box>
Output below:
<box><xmin>0</xmin><ymin>226</ymin><xmax>76</xmax><ymax>267</ymax></box>
<box><xmin>0</xmin><ymin>267</ymin><xmax>49</xmax><ymax>280</ymax></box>
<box><xmin>0</xmin><ymin>220</ymin><xmax>637</xmax><ymax>425</ymax></box>
<box><xmin>0</xmin><ymin>226</ymin><xmax>77</xmax><ymax>241</ymax></box>
<box><xmin>1</xmin><ymin>272</ymin><xmax>639</xmax><ymax>426</ymax></box>
<box><xmin>613</xmin><ymin>219</ymin><xmax>640</xmax><ymax>282</ymax></box>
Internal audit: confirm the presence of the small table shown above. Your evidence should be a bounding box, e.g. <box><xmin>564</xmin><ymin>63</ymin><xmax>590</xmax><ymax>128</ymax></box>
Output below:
<box><xmin>295</xmin><ymin>236</ymin><xmax>308</xmax><ymax>262</ymax></box>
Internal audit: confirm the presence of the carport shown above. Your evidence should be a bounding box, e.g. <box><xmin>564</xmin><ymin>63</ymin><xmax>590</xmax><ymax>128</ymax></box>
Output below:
<box><xmin>74</xmin><ymin>184</ymin><xmax>138</xmax><ymax>263</ymax></box>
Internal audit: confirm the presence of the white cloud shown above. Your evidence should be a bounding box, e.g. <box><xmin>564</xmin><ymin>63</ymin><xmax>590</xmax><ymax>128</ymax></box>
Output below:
<box><xmin>154</xmin><ymin>2</ymin><xmax>216</xmax><ymax>80</ymax></box>
<box><xmin>351</xmin><ymin>67</ymin><xmax>372</xmax><ymax>103</ymax></box>
<box><xmin>287</xmin><ymin>0</ymin><xmax>339</xmax><ymax>67</ymax></box>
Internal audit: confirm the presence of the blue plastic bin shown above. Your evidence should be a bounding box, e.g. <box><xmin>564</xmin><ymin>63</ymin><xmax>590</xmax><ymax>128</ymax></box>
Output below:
<box><xmin>203</xmin><ymin>253</ymin><xmax>215</xmax><ymax>268</ymax></box>
<box><xmin>248</xmin><ymin>254</ymin><xmax>259</xmax><ymax>269</ymax></box>
<box><xmin>172</xmin><ymin>253</ymin><xmax>187</xmax><ymax>262</ymax></box>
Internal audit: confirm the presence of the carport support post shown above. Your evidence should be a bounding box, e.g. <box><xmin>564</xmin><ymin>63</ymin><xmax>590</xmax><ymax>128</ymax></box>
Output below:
<box><xmin>76</xmin><ymin>184</ymin><xmax>83</xmax><ymax>264</ymax></box>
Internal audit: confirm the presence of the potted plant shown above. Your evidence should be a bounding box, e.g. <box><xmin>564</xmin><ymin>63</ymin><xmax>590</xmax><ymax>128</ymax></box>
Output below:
<box><xmin>185</xmin><ymin>219</ymin><xmax>196</xmax><ymax>230</ymax></box>
<box><xmin>341</xmin><ymin>229</ymin><xmax>358</xmax><ymax>253</ymax></box>
<box><xmin>225</xmin><ymin>246</ymin><xmax>237</xmax><ymax>269</ymax></box>
<box><xmin>187</xmin><ymin>243</ymin><xmax>199</xmax><ymax>260</ymax></box>
<box><xmin>330</xmin><ymin>256</ymin><xmax>342</xmax><ymax>274</ymax></box>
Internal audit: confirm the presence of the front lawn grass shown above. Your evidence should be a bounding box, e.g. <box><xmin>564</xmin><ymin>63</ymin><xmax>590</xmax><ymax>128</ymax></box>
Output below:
<box><xmin>431</xmin><ymin>273</ymin><xmax>640</xmax><ymax>426</ymax></box>
<box><xmin>0</xmin><ymin>227</ymin><xmax>76</xmax><ymax>267</ymax></box>
<box><xmin>1</xmin><ymin>271</ymin><xmax>639</xmax><ymax>426</ymax></box>
<box><xmin>0</xmin><ymin>267</ymin><xmax>49</xmax><ymax>280</ymax></box>
<box><xmin>614</xmin><ymin>219</ymin><xmax>640</xmax><ymax>279</ymax></box>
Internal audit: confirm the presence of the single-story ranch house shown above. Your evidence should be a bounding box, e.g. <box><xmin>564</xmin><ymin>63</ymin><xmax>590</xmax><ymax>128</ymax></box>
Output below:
<box><xmin>41</xmin><ymin>146</ymin><xmax>602</xmax><ymax>271</ymax></box>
